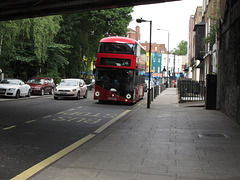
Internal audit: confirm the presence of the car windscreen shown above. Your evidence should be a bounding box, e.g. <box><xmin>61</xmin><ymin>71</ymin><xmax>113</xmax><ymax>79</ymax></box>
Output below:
<box><xmin>99</xmin><ymin>43</ymin><xmax>136</xmax><ymax>55</ymax></box>
<box><xmin>59</xmin><ymin>80</ymin><xmax>79</xmax><ymax>86</ymax></box>
<box><xmin>27</xmin><ymin>79</ymin><xmax>44</xmax><ymax>85</ymax></box>
<box><xmin>0</xmin><ymin>79</ymin><xmax>19</xmax><ymax>85</ymax></box>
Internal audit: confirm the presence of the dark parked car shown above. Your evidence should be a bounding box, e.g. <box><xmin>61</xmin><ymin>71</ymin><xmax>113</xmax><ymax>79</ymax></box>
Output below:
<box><xmin>27</xmin><ymin>77</ymin><xmax>55</xmax><ymax>95</ymax></box>
<box><xmin>83</xmin><ymin>78</ymin><xmax>94</xmax><ymax>90</ymax></box>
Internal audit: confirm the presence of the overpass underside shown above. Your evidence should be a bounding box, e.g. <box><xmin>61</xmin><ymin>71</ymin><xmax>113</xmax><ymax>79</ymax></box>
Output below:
<box><xmin>0</xmin><ymin>0</ymin><xmax>179</xmax><ymax>21</ymax></box>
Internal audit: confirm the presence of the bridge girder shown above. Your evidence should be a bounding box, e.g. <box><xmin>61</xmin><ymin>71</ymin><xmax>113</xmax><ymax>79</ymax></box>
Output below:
<box><xmin>0</xmin><ymin>0</ymin><xmax>179</xmax><ymax>21</ymax></box>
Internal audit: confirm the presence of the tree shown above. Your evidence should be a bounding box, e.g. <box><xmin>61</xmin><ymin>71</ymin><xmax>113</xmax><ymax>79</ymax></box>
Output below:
<box><xmin>172</xmin><ymin>40</ymin><xmax>188</xmax><ymax>55</ymax></box>
<box><xmin>0</xmin><ymin>16</ymin><xmax>64</xmax><ymax>80</ymax></box>
<box><xmin>56</xmin><ymin>7</ymin><xmax>133</xmax><ymax>78</ymax></box>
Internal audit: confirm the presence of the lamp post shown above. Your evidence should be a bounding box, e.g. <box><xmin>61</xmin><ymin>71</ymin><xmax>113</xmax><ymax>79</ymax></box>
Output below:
<box><xmin>0</xmin><ymin>68</ymin><xmax>2</xmax><ymax>81</ymax></box>
<box><xmin>136</xmin><ymin>18</ymin><xmax>152</xmax><ymax>109</ymax></box>
<box><xmin>157</xmin><ymin>29</ymin><xmax>169</xmax><ymax>88</ymax></box>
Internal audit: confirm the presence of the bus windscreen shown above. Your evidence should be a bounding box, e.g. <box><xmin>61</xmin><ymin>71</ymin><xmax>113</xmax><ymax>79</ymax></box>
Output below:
<box><xmin>96</xmin><ymin>68</ymin><xmax>134</xmax><ymax>96</ymax></box>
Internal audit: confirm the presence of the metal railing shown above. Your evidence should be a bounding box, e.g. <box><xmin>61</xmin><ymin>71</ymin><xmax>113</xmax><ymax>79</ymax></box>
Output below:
<box><xmin>178</xmin><ymin>79</ymin><xmax>205</xmax><ymax>102</ymax></box>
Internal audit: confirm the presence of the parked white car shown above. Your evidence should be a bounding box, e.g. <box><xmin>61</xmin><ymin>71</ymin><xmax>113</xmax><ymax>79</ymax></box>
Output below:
<box><xmin>54</xmin><ymin>78</ymin><xmax>88</xmax><ymax>100</ymax></box>
<box><xmin>0</xmin><ymin>78</ymin><xmax>32</xmax><ymax>98</ymax></box>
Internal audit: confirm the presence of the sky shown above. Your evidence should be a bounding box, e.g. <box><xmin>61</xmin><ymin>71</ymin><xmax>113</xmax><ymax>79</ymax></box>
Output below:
<box><xmin>128</xmin><ymin>0</ymin><xmax>202</xmax><ymax>51</ymax></box>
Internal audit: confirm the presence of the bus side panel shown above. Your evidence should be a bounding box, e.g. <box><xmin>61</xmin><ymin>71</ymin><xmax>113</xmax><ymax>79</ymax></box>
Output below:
<box><xmin>138</xmin><ymin>84</ymin><xmax>144</xmax><ymax>99</ymax></box>
<box><xmin>135</xmin><ymin>84</ymin><xmax>144</xmax><ymax>102</ymax></box>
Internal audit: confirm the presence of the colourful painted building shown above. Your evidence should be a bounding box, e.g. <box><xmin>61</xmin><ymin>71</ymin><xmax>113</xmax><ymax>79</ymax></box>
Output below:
<box><xmin>151</xmin><ymin>53</ymin><xmax>162</xmax><ymax>74</ymax></box>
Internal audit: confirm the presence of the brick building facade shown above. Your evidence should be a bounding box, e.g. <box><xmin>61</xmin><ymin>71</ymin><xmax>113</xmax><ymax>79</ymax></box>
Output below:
<box><xmin>218</xmin><ymin>0</ymin><xmax>240</xmax><ymax>123</ymax></box>
<box><xmin>127</xmin><ymin>26</ymin><xmax>140</xmax><ymax>41</ymax></box>
<box><xmin>140</xmin><ymin>42</ymin><xmax>167</xmax><ymax>54</ymax></box>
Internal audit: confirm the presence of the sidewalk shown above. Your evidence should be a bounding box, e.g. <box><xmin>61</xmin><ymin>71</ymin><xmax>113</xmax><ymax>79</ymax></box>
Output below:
<box><xmin>31</xmin><ymin>88</ymin><xmax>240</xmax><ymax>180</ymax></box>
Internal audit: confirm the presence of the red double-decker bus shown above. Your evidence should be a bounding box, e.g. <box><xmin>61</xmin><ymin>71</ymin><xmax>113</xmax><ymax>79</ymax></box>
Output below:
<box><xmin>94</xmin><ymin>36</ymin><xmax>146</xmax><ymax>103</ymax></box>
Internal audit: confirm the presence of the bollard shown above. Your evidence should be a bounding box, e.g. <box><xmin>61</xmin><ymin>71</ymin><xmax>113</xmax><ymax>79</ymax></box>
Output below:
<box><xmin>151</xmin><ymin>88</ymin><xmax>154</xmax><ymax>101</ymax></box>
<box><xmin>154</xmin><ymin>86</ymin><xmax>157</xmax><ymax>98</ymax></box>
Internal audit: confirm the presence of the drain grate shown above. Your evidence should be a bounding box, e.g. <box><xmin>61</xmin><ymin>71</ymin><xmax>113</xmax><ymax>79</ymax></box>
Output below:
<box><xmin>198</xmin><ymin>133</ymin><xmax>227</xmax><ymax>138</ymax></box>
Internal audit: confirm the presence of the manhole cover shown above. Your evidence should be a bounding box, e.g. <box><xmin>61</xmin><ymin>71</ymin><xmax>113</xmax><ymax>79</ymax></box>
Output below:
<box><xmin>198</xmin><ymin>133</ymin><xmax>227</xmax><ymax>138</ymax></box>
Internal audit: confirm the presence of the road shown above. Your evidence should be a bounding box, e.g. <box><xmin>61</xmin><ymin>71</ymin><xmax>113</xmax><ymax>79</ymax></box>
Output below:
<box><xmin>0</xmin><ymin>91</ymin><xmax>143</xmax><ymax>179</ymax></box>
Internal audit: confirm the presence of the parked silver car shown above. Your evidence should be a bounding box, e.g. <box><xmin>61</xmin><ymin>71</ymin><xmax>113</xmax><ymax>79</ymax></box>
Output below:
<box><xmin>54</xmin><ymin>78</ymin><xmax>88</xmax><ymax>100</ymax></box>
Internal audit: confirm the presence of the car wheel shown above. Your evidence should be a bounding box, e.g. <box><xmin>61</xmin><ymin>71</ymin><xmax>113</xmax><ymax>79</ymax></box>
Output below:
<box><xmin>15</xmin><ymin>90</ymin><xmax>20</xmax><ymax>98</ymax></box>
<box><xmin>26</xmin><ymin>89</ymin><xmax>31</xmax><ymax>97</ymax></box>
<box><xmin>54</xmin><ymin>96</ymin><xmax>58</xmax><ymax>100</ymax></box>
<box><xmin>83</xmin><ymin>90</ymin><xmax>88</xmax><ymax>98</ymax></box>
<box><xmin>76</xmin><ymin>91</ymin><xmax>80</xmax><ymax>100</ymax></box>
<box><xmin>49</xmin><ymin>88</ymin><xmax>54</xmax><ymax>95</ymax></box>
<box><xmin>41</xmin><ymin>89</ymin><xmax>45</xmax><ymax>96</ymax></box>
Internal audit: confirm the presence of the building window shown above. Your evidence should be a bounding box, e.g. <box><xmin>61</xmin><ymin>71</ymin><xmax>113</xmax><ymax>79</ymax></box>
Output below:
<box><xmin>158</xmin><ymin>57</ymin><xmax>160</xmax><ymax>63</ymax></box>
<box><xmin>153</xmin><ymin>66</ymin><xmax>155</xmax><ymax>72</ymax></box>
<box><xmin>158</xmin><ymin>66</ymin><xmax>160</xmax><ymax>73</ymax></box>
<box><xmin>155</xmin><ymin>47</ymin><xmax>157</xmax><ymax>51</ymax></box>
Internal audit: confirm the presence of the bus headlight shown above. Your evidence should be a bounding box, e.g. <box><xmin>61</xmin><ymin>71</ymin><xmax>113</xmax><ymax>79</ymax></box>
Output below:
<box><xmin>95</xmin><ymin>91</ymin><xmax>100</xmax><ymax>97</ymax></box>
<box><xmin>126</xmin><ymin>93</ymin><xmax>131</xmax><ymax>99</ymax></box>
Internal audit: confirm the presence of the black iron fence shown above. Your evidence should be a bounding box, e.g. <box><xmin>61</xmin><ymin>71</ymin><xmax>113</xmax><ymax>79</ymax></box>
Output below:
<box><xmin>178</xmin><ymin>79</ymin><xmax>205</xmax><ymax>102</ymax></box>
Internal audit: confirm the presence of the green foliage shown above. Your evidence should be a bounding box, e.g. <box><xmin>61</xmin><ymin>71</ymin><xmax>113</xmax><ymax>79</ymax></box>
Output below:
<box><xmin>204</xmin><ymin>10</ymin><xmax>220</xmax><ymax>46</ymax></box>
<box><xmin>0</xmin><ymin>16</ymin><xmax>63</xmax><ymax>80</ymax></box>
<box><xmin>172</xmin><ymin>40</ymin><xmax>188</xmax><ymax>55</ymax></box>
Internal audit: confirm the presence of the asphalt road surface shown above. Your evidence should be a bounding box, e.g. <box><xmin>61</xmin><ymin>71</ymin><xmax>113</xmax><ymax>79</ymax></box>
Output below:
<box><xmin>0</xmin><ymin>91</ymin><xmax>142</xmax><ymax>179</ymax></box>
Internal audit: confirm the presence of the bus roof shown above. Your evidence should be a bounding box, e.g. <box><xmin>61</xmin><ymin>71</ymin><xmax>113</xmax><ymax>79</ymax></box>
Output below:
<box><xmin>100</xmin><ymin>36</ymin><xmax>137</xmax><ymax>44</ymax></box>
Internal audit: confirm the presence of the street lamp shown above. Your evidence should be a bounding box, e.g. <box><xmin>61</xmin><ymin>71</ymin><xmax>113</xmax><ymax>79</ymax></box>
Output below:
<box><xmin>157</xmin><ymin>29</ymin><xmax>169</xmax><ymax>88</ymax></box>
<box><xmin>162</xmin><ymin>66</ymin><xmax>166</xmax><ymax>80</ymax></box>
<box><xmin>136</xmin><ymin>18</ymin><xmax>152</xmax><ymax>109</ymax></box>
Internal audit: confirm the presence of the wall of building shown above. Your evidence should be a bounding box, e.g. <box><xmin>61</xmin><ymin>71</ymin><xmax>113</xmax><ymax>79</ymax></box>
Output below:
<box><xmin>127</xmin><ymin>26</ymin><xmax>140</xmax><ymax>41</ymax></box>
<box><xmin>188</xmin><ymin>15</ymin><xmax>195</xmax><ymax>66</ymax></box>
<box><xmin>141</xmin><ymin>42</ymin><xmax>167</xmax><ymax>54</ymax></box>
<box><xmin>218</xmin><ymin>0</ymin><xmax>240</xmax><ymax>123</ymax></box>
<box><xmin>161</xmin><ymin>54</ymin><xmax>168</xmax><ymax>73</ymax></box>
<box><xmin>190</xmin><ymin>6</ymin><xmax>203</xmax><ymax>81</ymax></box>
<box><xmin>152</xmin><ymin>53</ymin><xmax>162</xmax><ymax>73</ymax></box>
